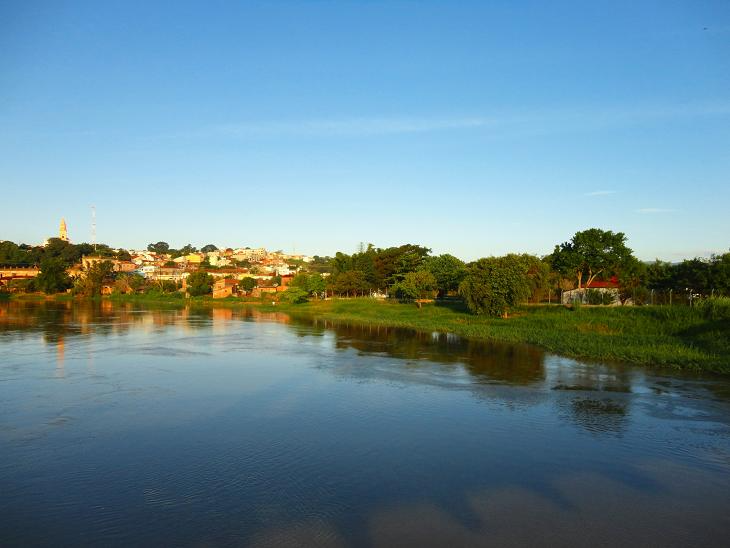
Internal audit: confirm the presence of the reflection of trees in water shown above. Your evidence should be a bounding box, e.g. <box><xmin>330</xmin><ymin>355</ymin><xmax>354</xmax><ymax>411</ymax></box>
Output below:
<box><xmin>564</xmin><ymin>396</ymin><xmax>629</xmax><ymax>435</ymax></box>
<box><xmin>299</xmin><ymin>319</ymin><xmax>546</xmax><ymax>386</ymax></box>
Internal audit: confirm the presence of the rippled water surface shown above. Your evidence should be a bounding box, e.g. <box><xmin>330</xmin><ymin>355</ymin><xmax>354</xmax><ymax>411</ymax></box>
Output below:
<box><xmin>1</xmin><ymin>301</ymin><xmax>730</xmax><ymax>547</ymax></box>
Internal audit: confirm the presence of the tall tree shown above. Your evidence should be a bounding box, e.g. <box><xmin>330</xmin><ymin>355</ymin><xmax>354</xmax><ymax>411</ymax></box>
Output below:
<box><xmin>186</xmin><ymin>271</ymin><xmax>213</xmax><ymax>296</ymax></box>
<box><xmin>35</xmin><ymin>258</ymin><xmax>72</xmax><ymax>294</ymax></box>
<box><xmin>551</xmin><ymin>229</ymin><xmax>634</xmax><ymax>289</ymax></box>
<box><xmin>392</xmin><ymin>270</ymin><xmax>437</xmax><ymax>300</ymax></box>
<box><xmin>459</xmin><ymin>255</ymin><xmax>533</xmax><ymax>317</ymax></box>
<box><xmin>422</xmin><ymin>254</ymin><xmax>466</xmax><ymax>297</ymax></box>
<box><xmin>147</xmin><ymin>241</ymin><xmax>170</xmax><ymax>254</ymax></box>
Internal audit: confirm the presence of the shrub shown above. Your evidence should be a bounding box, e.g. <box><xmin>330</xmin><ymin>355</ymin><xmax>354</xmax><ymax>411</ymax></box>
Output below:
<box><xmin>279</xmin><ymin>287</ymin><xmax>309</xmax><ymax>304</ymax></box>
<box><xmin>697</xmin><ymin>297</ymin><xmax>730</xmax><ymax>321</ymax></box>
<box><xmin>459</xmin><ymin>256</ymin><xmax>532</xmax><ymax>317</ymax></box>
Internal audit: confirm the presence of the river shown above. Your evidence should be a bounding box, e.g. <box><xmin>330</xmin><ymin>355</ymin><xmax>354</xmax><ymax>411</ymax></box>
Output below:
<box><xmin>1</xmin><ymin>300</ymin><xmax>729</xmax><ymax>546</ymax></box>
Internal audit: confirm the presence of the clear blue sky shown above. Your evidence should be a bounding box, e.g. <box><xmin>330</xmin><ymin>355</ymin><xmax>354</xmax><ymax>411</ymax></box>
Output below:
<box><xmin>1</xmin><ymin>0</ymin><xmax>728</xmax><ymax>261</ymax></box>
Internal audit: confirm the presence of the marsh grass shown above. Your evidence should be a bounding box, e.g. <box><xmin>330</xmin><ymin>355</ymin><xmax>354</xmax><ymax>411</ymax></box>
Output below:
<box><xmin>42</xmin><ymin>293</ymin><xmax>730</xmax><ymax>373</ymax></box>
<box><xmin>273</xmin><ymin>299</ymin><xmax>730</xmax><ymax>373</ymax></box>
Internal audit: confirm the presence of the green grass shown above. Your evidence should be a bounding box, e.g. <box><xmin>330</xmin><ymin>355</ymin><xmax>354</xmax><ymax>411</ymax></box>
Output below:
<box><xmin>16</xmin><ymin>292</ymin><xmax>729</xmax><ymax>373</ymax></box>
<box><xmin>266</xmin><ymin>299</ymin><xmax>730</xmax><ymax>374</ymax></box>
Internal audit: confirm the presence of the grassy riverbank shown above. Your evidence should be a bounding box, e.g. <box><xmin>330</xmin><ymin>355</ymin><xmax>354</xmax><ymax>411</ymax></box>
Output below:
<box><xmin>7</xmin><ymin>293</ymin><xmax>729</xmax><ymax>373</ymax></box>
<box><xmin>268</xmin><ymin>299</ymin><xmax>730</xmax><ymax>374</ymax></box>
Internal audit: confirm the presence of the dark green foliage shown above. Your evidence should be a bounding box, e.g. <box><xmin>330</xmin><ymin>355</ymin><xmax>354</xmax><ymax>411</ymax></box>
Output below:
<box><xmin>74</xmin><ymin>260</ymin><xmax>115</xmax><ymax>297</ymax></box>
<box><xmin>551</xmin><ymin>229</ymin><xmax>634</xmax><ymax>289</ymax></box>
<box><xmin>186</xmin><ymin>271</ymin><xmax>213</xmax><ymax>296</ymax></box>
<box><xmin>647</xmin><ymin>253</ymin><xmax>730</xmax><ymax>296</ymax></box>
<box><xmin>329</xmin><ymin>243</ymin><xmax>431</xmax><ymax>292</ymax></box>
<box><xmin>459</xmin><ymin>255</ymin><xmax>533</xmax><ymax>317</ymax></box>
<box><xmin>240</xmin><ymin>277</ymin><xmax>257</xmax><ymax>291</ymax></box>
<box><xmin>391</xmin><ymin>271</ymin><xmax>437</xmax><ymax>301</ymax></box>
<box><xmin>422</xmin><ymin>254</ymin><xmax>466</xmax><ymax>297</ymax></box>
<box><xmin>116</xmin><ymin>249</ymin><xmax>132</xmax><ymax>261</ymax></box>
<box><xmin>201</xmin><ymin>244</ymin><xmax>218</xmax><ymax>253</ymax></box>
<box><xmin>279</xmin><ymin>287</ymin><xmax>309</xmax><ymax>304</ymax></box>
<box><xmin>328</xmin><ymin>271</ymin><xmax>369</xmax><ymax>296</ymax></box>
<box><xmin>290</xmin><ymin>273</ymin><xmax>326</xmax><ymax>296</ymax></box>
<box><xmin>35</xmin><ymin>258</ymin><xmax>72</xmax><ymax>294</ymax></box>
<box><xmin>147</xmin><ymin>241</ymin><xmax>170</xmax><ymax>254</ymax></box>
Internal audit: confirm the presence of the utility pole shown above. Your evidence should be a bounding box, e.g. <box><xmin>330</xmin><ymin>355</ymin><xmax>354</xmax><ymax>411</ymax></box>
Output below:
<box><xmin>91</xmin><ymin>205</ymin><xmax>97</xmax><ymax>252</ymax></box>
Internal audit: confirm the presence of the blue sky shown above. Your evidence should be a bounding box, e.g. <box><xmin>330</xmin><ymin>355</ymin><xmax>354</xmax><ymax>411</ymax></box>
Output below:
<box><xmin>1</xmin><ymin>0</ymin><xmax>728</xmax><ymax>261</ymax></box>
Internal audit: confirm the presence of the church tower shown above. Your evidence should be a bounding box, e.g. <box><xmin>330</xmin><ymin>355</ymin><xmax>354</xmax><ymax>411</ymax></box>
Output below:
<box><xmin>59</xmin><ymin>218</ymin><xmax>69</xmax><ymax>242</ymax></box>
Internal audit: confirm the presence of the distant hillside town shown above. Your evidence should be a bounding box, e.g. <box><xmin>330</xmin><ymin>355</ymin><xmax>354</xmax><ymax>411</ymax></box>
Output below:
<box><xmin>0</xmin><ymin>219</ymin><xmax>328</xmax><ymax>299</ymax></box>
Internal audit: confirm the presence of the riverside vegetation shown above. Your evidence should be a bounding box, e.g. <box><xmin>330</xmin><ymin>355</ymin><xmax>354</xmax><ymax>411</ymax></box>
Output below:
<box><xmin>3</xmin><ymin>228</ymin><xmax>729</xmax><ymax>373</ymax></box>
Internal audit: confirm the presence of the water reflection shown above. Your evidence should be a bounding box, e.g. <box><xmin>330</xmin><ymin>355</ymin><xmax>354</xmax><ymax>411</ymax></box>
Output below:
<box><xmin>2</xmin><ymin>301</ymin><xmax>730</xmax><ymax>546</ymax></box>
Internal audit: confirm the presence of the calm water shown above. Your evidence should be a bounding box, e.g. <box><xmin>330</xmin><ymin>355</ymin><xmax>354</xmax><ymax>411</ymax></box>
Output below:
<box><xmin>1</xmin><ymin>301</ymin><xmax>730</xmax><ymax>547</ymax></box>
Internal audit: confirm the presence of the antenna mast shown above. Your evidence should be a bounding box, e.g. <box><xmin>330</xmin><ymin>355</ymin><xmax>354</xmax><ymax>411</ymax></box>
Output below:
<box><xmin>91</xmin><ymin>205</ymin><xmax>97</xmax><ymax>251</ymax></box>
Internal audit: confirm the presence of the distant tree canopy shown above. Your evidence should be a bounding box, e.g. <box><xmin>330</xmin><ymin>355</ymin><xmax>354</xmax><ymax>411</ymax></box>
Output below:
<box><xmin>329</xmin><ymin>243</ymin><xmax>431</xmax><ymax>292</ymax></box>
<box><xmin>551</xmin><ymin>229</ymin><xmax>634</xmax><ymax>289</ymax></box>
<box><xmin>116</xmin><ymin>249</ymin><xmax>132</xmax><ymax>261</ymax></box>
<box><xmin>201</xmin><ymin>244</ymin><xmax>218</xmax><ymax>253</ymax></box>
<box><xmin>0</xmin><ymin>239</ymin><xmax>110</xmax><ymax>268</ymax></box>
<box><xmin>147</xmin><ymin>241</ymin><xmax>170</xmax><ymax>254</ymax></box>
<box><xmin>647</xmin><ymin>252</ymin><xmax>730</xmax><ymax>294</ymax></box>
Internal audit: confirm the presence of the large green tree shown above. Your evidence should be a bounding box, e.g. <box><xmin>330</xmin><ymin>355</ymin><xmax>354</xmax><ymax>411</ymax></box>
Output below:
<box><xmin>422</xmin><ymin>254</ymin><xmax>466</xmax><ymax>297</ymax></box>
<box><xmin>186</xmin><ymin>271</ymin><xmax>213</xmax><ymax>296</ymax></box>
<box><xmin>551</xmin><ymin>229</ymin><xmax>634</xmax><ymax>289</ymax></box>
<box><xmin>459</xmin><ymin>255</ymin><xmax>533</xmax><ymax>317</ymax></box>
<box><xmin>35</xmin><ymin>258</ymin><xmax>73</xmax><ymax>294</ymax></box>
<box><xmin>391</xmin><ymin>270</ymin><xmax>437</xmax><ymax>300</ymax></box>
<box><xmin>147</xmin><ymin>241</ymin><xmax>170</xmax><ymax>254</ymax></box>
<box><xmin>74</xmin><ymin>260</ymin><xmax>115</xmax><ymax>296</ymax></box>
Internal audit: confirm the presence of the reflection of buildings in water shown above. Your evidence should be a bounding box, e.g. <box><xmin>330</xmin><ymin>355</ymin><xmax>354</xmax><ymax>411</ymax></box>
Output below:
<box><xmin>212</xmin><ymin>307</ymin><xmax>233</xmax><ymax>335</ymax></box>
<box><xmin>546</xmin><ymin>357</ymin><xmax>634</xmax><ymax>436</ymax></box>
<box><xmin>545</xmin><ymin>356</ymin><xmax>634</xmax><ymax>393</ymax></box>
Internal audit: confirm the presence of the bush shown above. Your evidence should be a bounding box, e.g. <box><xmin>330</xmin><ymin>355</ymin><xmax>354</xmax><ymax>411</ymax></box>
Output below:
<box><xmin>186</xmin><ymin>271</ymin><xmax>213</xmax><ymax>296</ymax></box>
<box><xmin>697</xmin><ymin>297</ymin><xmax>730</xmax><ymax>321</ymax></box>
<box><xmin>279</xmin><ymin>287</ymin><xmax>309</xmax><ymax>304</ymax></box>
<box><xmin>459</xmin><ymin>256</ymin><xmax>532</xmax><ymax>317</ymax></box>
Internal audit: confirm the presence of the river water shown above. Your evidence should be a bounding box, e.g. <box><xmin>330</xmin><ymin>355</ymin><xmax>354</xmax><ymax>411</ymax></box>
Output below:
<box><xmin>1</xmin><ymin>301</ymin><xmax>729</xmax><ymax>547</ymax></box>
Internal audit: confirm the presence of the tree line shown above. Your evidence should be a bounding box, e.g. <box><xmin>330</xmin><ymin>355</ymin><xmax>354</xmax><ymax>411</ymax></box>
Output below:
<box><xmin>3</xmin><ymin>229</ymin><xmax>729</xmax><ymax>317</ymax></box>
<box><xmin>295</xmin><ymin>229</ymin><xmax>729</xmax><ymax>316</ymax></box>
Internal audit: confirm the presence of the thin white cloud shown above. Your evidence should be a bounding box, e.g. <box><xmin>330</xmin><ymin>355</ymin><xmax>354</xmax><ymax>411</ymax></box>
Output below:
<box><xmin>584</xmin><ymin>190</ymin><xmax>616</xmax><ymax>196</ymax></box>
<box><xmin>635</xmin><ymin>208</ymin><xmax>677</xmax><ymax>214</ymax></box>
<box><xmin>141</xmin><ymin>100</ymin><xmax>730</xmax><ymax>142</ymax></box>
<box><xmin>172</xmin><ymin>117</ymin><xmax>491</xmax><ymax>139</ymax></box>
